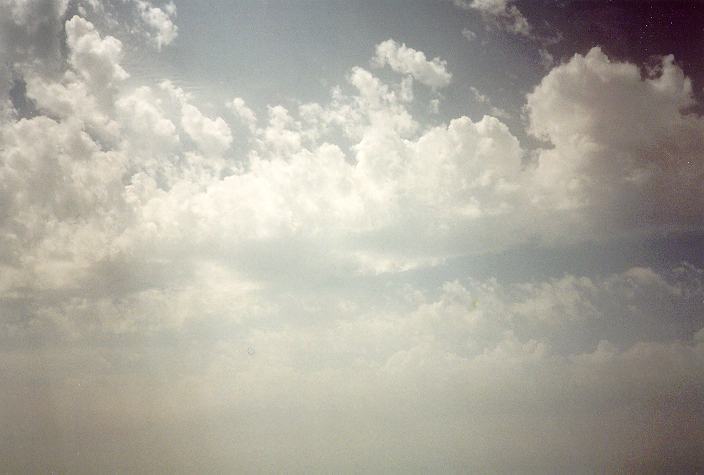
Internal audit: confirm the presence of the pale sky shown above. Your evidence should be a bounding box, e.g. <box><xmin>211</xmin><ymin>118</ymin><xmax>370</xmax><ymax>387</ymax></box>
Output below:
<box><xmin>1</xmin><ymin>0</ymin><xmax>703</xmax><ymax>472</ymax></box>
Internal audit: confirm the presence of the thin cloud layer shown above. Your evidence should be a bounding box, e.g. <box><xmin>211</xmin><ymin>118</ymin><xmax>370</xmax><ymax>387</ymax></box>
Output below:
<box><xmin>3</xmin><ymin>264</ymin><xmax>703</xmax><ymax>472</ymax></box>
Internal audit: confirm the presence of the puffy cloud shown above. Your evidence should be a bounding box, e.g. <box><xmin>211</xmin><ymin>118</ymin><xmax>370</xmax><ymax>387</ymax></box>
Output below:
<box><xmin>0</xmin><ymin>114</ymin><xmax>127</xmax><ymax>288</ymax></box>
<box><xmin>1</xmin><ymin>8</ymin><xmax>704</xmax><ymax>471</ymax></box>
<box><xmin>0</xmin><ymin>0</ymin><xmax>69</xmax><ymax>66</ymax></box>
<box><xmin>19</xmin><ymin>16</ymin><xmax>132</xmax><ymax>143</ymax></box>
<box><xmin>527</xmin><ymin>47</ymin><xmax>704</xmax><ymax>229</ymax></box>
<box><xmin>24</xmin><ymin>72</ymin><xmax>120</xmax><ymax>141</ymax></box>
<box><xmin>157</xmin><ymin>80</ymin><xmax>232</xmax><ymax>155</ymax></box>
<box><xmin>227</xmin><ymin>96</ymin><xmax>257</xmax><ymax>132</ymax></box>
<box><xmin>180</xmin><ymin>103</ymin><xmax>233</xmax><ymax>155</ymax></box>
<box><xmin>0</xmin><ymin>0</ymin><xmax>69</xmax><ymax>116</ymax></box>
<box><xmin>116</xmin><ymin>86</ymin><xmax>177</xmax><ymax>142</ymax></box>
<box><xmin>372</xmin><ymin>39</ymin><xmax>452</xmax><ymax>89</ymax></box>
<box><xmin>1</xmin><ymin>116</ymin><xmax>121</xmax><ymax>214</ymax></box>
<box><xmin>115</xmin><ymin>85</ymin><xmax>180</xmax><ymax>156</ymax></box>
<box><xmin>259</xmin><ymin>105</ymin><xmax>303</xmax><ymax>154</ymax></box>
<box><xmin>136</xmin><ymin>0</ymin><xmax>178</xmax><ymax>50</ymax></box>
<box><xmin>2</xmin><ymin>15</ymin><xmax>702</xmax><ymax>287</ymax></box>
<box><xmin>65</xmin><ymin>15</ymin><xmax>129</xmax><ymax>88</ymax></box>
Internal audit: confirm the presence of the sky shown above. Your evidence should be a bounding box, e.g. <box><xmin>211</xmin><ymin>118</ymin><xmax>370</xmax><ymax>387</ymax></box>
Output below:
<box><xmin>1</xmin><ymin>0</ymin><xmax>703</xmax><ymax>472</ymax></box>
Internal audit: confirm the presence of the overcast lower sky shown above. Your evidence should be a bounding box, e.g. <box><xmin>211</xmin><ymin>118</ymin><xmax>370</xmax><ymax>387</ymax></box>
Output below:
<box><xmin>1</xmin><ymin>0</ymin><xmax>704</xmax><ymax>472</ymax></box>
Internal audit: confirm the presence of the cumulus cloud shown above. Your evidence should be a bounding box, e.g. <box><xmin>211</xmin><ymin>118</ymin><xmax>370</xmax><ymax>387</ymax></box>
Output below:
<box><xmin>1</xmin><ymin>6</ymin><xmax>704</xmax><ymax>472</ymax></box>
<box><xmin>180</xmin><ymin>103</ymin><xmax>233</xmax><ymax>155</ymax></box>
<box><xmin>527</xmin><ymin>47</ymin><xmax>704</xmax><ymax>229</ymax></box>
<box><xmin>372</xmin><ymin>39</ymin><xmax>452</xmax><ymax>89</ymax></box>
<box><xmin>135</xmin><ymin>0</ymin><xmax>177</xmax><ymax>49</ymax></box>
<box><xmin>115</xmin><ymin>86</ymin><xmax>179</xmax><ymax>149</ymax></box>
<box><xmin>227</xmin><ymin>96</ymin><xmax>257</xmax><ymax>132</ymax></box>
<box><xmin>0</xmin><ymin>0</ymin><xmax>68</xmax><ymax>118</ymax></box>
<box><xmin>1</xmin><ymin>20</ymin><xmax>701</xmax><ymax>307</ymax></box>
<box><xmin>65</xmin><ymin>15</ymin><xmax>129</xmax><ymax>88</ymax></box>
<box><xmin>1</xmin><ymin>24</ymin><xmax>702</xmax><ymax>303</ymax></box>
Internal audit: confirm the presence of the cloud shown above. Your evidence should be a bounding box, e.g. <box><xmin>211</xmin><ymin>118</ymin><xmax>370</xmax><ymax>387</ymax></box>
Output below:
<box><xmin>227</xmin><ymin>96</ymin><xmax>257</xmax><ymax>132</ymax></box>
<box><xmin>135</xmin><ymin>0</ymin><xmax>178</xmax><ymax>50</ymax></box>
<box><xmin>461</xmin><ymin>27</ymin><xmax>477</xmax><ymax>42</ymax></box>
<box><xmin>1</xmin><ymin>8</ymin><xmax>704</xmax><ymax>471</ymax></box>
<box><xmin>3</xmin><ymin>25</ymin><xmax>703</xmax><ymax>296</ymax></box>
<box><xmin>0</xmin><ymin>0</ymin><xmax>69</xmax><ymax>117</ymax></box>
<box><xmin>115</xmin><ymin>86</ymin><xmax>179</xmax><ymax>150</ymax></box>
<box><xmin>372</xmin><ymin>39</ymin><xmax>452</xmax><ymax>89</ymax></box>
<box><xmin>452</xmin><ymin>0</ymin><xmax>531</xmax><ymax>37</ymax></box>
<box><xmin>0</xmin><ymin>0</ymin><xmax>69</xmax><ymax>67</ymax></box>
<box><xmin>157</xmin><ymin>80</ymin><xmax>233</xmax><ymax>155</ymax></box>
<box><xmin>180</xmin><ymin>103</ymin><xmax>233</xmax><ymax>155</ymax></box>
<box><xmin>1</xmin><ymin>18</ymin><xmax>702</xmax><ymax>291</ymax></box>
<box><xmin>469</xmin><ymin>85</ymin><xmax>511</xmax><ymax>119</ymax></box>
<box><xmin>538</xmin><ymin>47</ymin><xmax>554</xmax><ymax>69</ymax></box>
<box><xmin>65</xmin><ymin>15</ymin><xmax>129</xmax><ymax>88</ymax></box>
<box><xmin>2</xmin><ymin>264</ymin><xmax>703</xmax><ymax>471</ymax></box>
<box><xmin>527</xmin><ymin>47</ymin><xmax>704</xmax><ymax>230</ymax></box>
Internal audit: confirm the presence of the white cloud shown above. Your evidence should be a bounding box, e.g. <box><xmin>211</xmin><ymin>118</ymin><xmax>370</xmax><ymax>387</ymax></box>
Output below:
<box><xmin>527</xmin><ymin>47</ymin><xmax>704</xmax><ymax>229</ymax></box>
<box><xmin>2</xmin><ymin>18</ymin><xmax>702</xmax><ymax>289</ymax></box>
<box><xmin>65</xmin><ymin>15</ymin><xmax>129</xmax><ymax>88</ymax></box>
<box><xmin>1</xmin><ymin>8</ymin><xmax>704</xmax><ymax>471</ymax></box>
<box><xmin>135</xmin><ymin>0</ymin><xmax>178</xmax><ymax>50</ymax></box>
<box><xmin>227</xmin><ymin>96</ymin><xmax>257</xmax><ymax>132</ymax></box>
<box><xmin>25</xmin><ymin>72</ymin><xmax>120</xmax><ymax>141</ymax></box>
<box><xmin>115</xmin><ymin>85</ymin><xmax>179</xmax><ymax>150</ymax></box>
<box><xmin>372</xmin><ymin>39</ymin><xmax>452</xmax><ymax>89</ymax></box>
<box><xmin>180</xmin><ymin>103</ymin><xmax>233</xmax><ymax>155</ymax></box>
<box><xmin>4</xmin><ymin>30</ymin><xmax>702</xmax><ymax>291</ymax></box>
<box><xmin>0</xmin><ymin>115</ymin><xmax>126</xmax><ymax>279</ymax></box>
